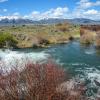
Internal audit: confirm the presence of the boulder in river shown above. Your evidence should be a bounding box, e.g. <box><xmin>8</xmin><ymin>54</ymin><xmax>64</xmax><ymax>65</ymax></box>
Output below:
<box><xmin>94</xmin><ymin>79</ymin><xmax>100</xmax><ymax>86</ymax></box>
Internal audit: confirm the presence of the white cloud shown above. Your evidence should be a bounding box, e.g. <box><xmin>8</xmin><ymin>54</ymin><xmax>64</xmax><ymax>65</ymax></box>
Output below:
<box><xmin>0</xmin><ymin>0</ymin><xmax>8</xmax><ymax>3</ymax></box>
<box><xmin>13</xmin><ymin>12</ymin><xmax>20</xmax><ymax>16</ymax></box>
<box><xmin>94</xmin><ymin>1</ymin><xmax>100</xmax><ymax>6</ymax></box>
<box><xmin>84</xmin><ymin>9</ymin><xmax>98</xmax><ymax>15</ymax></box>
<box><xmin>0</xmin><ymin>8</ymin><xmax>7</xmax><ymax>12</ymax></box>
<box><xmin>70</xmin><ymin>0</ymin><xmax>100</xmax><ymax>19</ymax></box>
<box><xmin>0</xmin><ymin>1</ymin><xmax>100</xmax><ymax>21</ymax></box>
<box><xmin>25</xmin><ymin>7</ymin><xmax>69</xmax><ymax>20</ymax></box>
<box><xmin>0</xmin><ymin>12</ymin><xmax>22</xmax><ymax>20</ymax></box>
<box><xmin>0</xmin><ymin>7</ymin><xmax>69</xmax><ymax>20</ymax></box>
<box><xmin>3</xmin><ymin>9</ymin><xmax>7</xmax><ymax>12</ymax></box>
<box><xmin>0</xmin><ymin>16</ymin><xmax>20</xmax><ymax>20</ymax></box>
<box><xmin>77</xmin><ymin>0</ymin><xmax>92</xmax><ymax>9</ymax></box>
<box><xmin>77</xmin><ymin>0</ymin><xmax>100</xmax><ymax>9</ymax></box>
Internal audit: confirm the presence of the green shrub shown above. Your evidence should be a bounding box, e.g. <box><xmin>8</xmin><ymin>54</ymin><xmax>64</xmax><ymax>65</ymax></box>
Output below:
<box><xmin>0</xmin><ymin>32</ymin><xmax>17</xmax><ymax>48</ymax></box>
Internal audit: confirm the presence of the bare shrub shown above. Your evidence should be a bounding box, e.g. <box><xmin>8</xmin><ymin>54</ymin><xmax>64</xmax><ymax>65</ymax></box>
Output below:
<box><xmin>0</xmin><ymin>61</ymin><xmax>88</xmax><ymax>100</ymax></box>
<box><xmin>96</xmin><ymin>31</ymin><xmax>100</xmax><ymax>47</ymax></box>
<box><xmin>81</xmin><ymin>25</ymin><xmax>100</xmax><ymax>32</ymax></box>
<box><xmin>80</xmin><ymin>29</ymin><xmax>95</xmax><ymax>44</ymax></box>
<box><xmin>56</xmin><ymin>23</ymin><xmax>69</xmax><ymax>32</ymax></box>
<box><xmin>0</xmin><ymin>62</ymin><xmax>65</xmax><ymax>100</ymax></box>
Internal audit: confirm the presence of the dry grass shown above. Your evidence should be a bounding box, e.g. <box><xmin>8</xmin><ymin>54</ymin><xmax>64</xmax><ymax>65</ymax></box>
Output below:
<box><xmin>96</xmin><ymin>31</ymin><xmax>100</xmax><ymax>47</ymax></box>
<box><xmin>55</xmin><ymin>23</ymin><xmax>69</xmax><ymax>32</ymax></box>
<box><xmin>81</xmin><ymin>25</ymin><xmax>100</xmax><ymax>32</ymax></box>
<box><xmin>80</xmin><ymin>28</ymin><xmax>96</xmax><ymax>44</ymax></box>
<box><xmin>0</xmin><ymin>24</ymin><xmax>80</xmax><ymax>48</ymax></box>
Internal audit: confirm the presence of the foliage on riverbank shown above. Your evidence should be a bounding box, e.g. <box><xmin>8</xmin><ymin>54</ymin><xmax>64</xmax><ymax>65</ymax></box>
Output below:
<box><xmin>1</xmin><ymin>24</ymin><xmax>100</xmax><ymax>48</ymax></box>
<box><xmin>0</xmin><ymin>61</ymin><xmax>89</xmax><ymax>100</ymax></box>
<box><xmin>80</xmin><ymin>28</ymin><xmax>95</xmax><ymax>44</ymax></box>
<box><xmin>80</xmin><ymin>25</ymin><xmax>100</xmax><ymax>47</ymax></box>
<box><xmin>0</xmin><ymin>32</ymin><xmax>17</xmax><ymax>48</ymax></box>
<box><xmin>0</xmin><ymin>23</ymin><xmax>80</xmax><ymax>48</ymax></box>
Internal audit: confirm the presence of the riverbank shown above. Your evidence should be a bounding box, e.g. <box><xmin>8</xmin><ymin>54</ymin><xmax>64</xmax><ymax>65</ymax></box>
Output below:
<box><xmin>0</xmin><ymin>23</ymin><xmax>80</xmax><ymax>48</ymax></box>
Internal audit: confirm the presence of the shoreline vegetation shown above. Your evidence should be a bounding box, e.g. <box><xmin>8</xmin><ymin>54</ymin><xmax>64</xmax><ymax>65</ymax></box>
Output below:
<box><xmin>0</xmin><ymin>23</ymin><xmax>80</xmax><ymax>49</ymax></box>
<box><xmin>0</xmin><ymin>61</ymin><xmax>89</xmax><ymax>100</ymax></box>
<box><xmin>0</xmin><ymin>23</ymin><xmax>100</xmax><ymax>49</ymax></box>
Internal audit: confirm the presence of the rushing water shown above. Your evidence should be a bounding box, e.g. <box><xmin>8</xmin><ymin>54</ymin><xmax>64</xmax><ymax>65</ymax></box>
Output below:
<box><xmin>0</xmin><ymin>40</ymin><xmax>100</xmax><ymax>97</ymax></box>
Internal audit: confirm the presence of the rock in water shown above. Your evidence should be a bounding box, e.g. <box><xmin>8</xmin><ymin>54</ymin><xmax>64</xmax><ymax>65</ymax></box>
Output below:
<box><xmin>94</xmin><ymin>79</ymin><xmax>100</xmax><ymax>86</ymax></box>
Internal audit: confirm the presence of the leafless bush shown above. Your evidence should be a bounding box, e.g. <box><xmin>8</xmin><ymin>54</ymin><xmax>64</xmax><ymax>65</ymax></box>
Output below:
<box><xmin>56</xmin><ymin>23</ymin><xmax>69</xmax><ymax>32</ymax></box>
<box><xmin>0</xmin><ymin>61</ymin><xmax>88</xmax><ymax>100</ymax></box>
<box><xmin>80</xmin><ymin>29</ymin><xmax>95</xmax><ymax>44</ymax></box>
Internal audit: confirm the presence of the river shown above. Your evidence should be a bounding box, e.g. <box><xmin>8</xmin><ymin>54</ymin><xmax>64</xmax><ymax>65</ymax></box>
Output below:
<box><xmin>0</xmin><ymin>40</ymin><xmax>100</xmax><ymax>97</ymax></box>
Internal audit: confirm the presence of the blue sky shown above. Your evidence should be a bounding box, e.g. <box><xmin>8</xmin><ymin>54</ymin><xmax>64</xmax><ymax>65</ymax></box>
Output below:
<box><xmin>0</xmin><ymin>0</ymin><xmax>100</xmax><ymax>20</ymax></box>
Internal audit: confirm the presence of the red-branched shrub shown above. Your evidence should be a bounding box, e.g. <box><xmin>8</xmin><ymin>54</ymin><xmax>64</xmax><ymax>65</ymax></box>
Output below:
<box><xmin>0</xmin><ymin>62</ymin><xmax>65</xmax><ymax>100</ymax></box>
<box><xmin>0</xmin><ymin>62</ymin><xmax>88</xmax><ymax>100</ymax></box>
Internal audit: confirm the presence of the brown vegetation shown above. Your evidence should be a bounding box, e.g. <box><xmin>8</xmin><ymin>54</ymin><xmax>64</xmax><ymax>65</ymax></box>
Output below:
<box><xmin>0</xmin><ymin>23</ymin><xmax>80</xmax><ymax>48</ymax></box>
<box><xmin>0</xmin><ymin>61</ymin><xmax>88</xmax><ymax>100</ymax></box>
<box><xmin>96</xmin><ymin>31</ymin><xmax>100</xmax><ymax>47</ymax></box>
<box><xmin>80</xmin><ymin>29</ymin><xmax>95</xmax><ymax>44</ymax></box>
<box><xmin>55</xmin><ymin>22</ymin><xmax>69</xmax><ymax>32</ymax></box>
<box><xmin>80</xmin><ymin>25</ymin><xmax>100</xmax><ymax>47</ymax></box>
<box><xmin>80</xmin><ymin>25</ymin><xmax>100</xmax><ymax>45</ymax></box>
<box><xmin>81</xmin><ymin>25</ymin><xmax>100</xmax><ymax>32</ymax></box>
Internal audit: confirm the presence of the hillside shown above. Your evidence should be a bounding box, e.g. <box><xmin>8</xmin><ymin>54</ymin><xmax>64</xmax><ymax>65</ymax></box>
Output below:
<box><xmin>0</xmin><ymin>18</ymin><xmax>100</xmax><ymax>25</ymax></box>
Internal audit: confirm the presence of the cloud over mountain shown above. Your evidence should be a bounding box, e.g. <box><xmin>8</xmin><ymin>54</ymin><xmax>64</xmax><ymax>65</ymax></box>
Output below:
<box><xmin>0</xmin><ymin>0</ymin><xmax>100</xmax><ymax>20</ymax></box>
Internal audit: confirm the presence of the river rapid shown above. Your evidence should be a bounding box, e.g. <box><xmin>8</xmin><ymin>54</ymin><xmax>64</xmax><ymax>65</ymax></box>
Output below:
<box><xmin>0</xmin><ymin>40</ymin><xmax>100</xmax><ymax>98</ymax></box>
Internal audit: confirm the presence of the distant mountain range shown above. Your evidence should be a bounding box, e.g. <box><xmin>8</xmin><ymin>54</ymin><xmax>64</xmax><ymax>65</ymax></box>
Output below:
<box><xmin>0</xmin><ymin>18</ymin><xmax>100</xmax><ymax>25</ymax></box>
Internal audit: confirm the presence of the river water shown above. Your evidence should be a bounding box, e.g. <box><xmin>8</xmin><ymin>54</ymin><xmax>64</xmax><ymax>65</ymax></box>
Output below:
<box><xmin>0</xmin><ymin>40</ymin><xmax>100</xmax><ymax>97</ymax></box>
